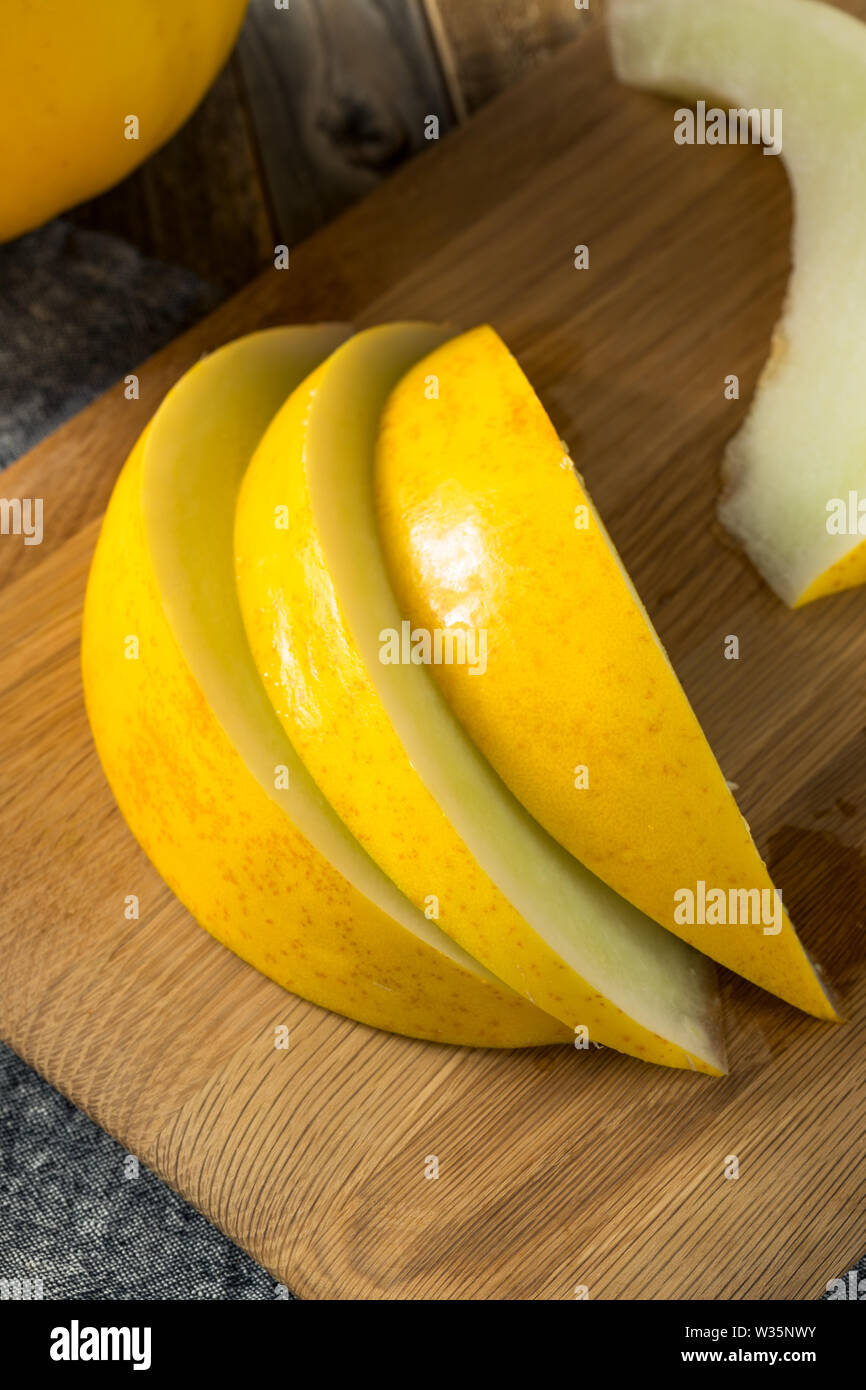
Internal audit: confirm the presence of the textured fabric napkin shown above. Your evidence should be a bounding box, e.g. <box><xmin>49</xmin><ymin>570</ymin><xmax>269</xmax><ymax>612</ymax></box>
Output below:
<box><xmin>0</xmin><ymin>220</ymin><xmax>283</xmax><ymax>1299</ymax></box>
<box><xmin>0</xmin><ymin>218</ymin><xmax>861</xmax><ymax>1301</ymax></box>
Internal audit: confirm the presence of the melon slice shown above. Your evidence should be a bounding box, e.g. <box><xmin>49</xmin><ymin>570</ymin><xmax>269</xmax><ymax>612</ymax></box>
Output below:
<box><xmin>374</xmin><ymin>325</ymin><xmax>837</xmax><ymax>1021</ymax></box>
<box><xmin>82</xmin><ymin>326</ymin><xmax>571</xmax><ymax>1048</ymax></box>
<box><xmin>608</xmin><ymin>0</ymin><xmax>866</xmax><ymax>605</ymax></box>
<box><xmin>235</xmin><ymin>323</ymin><xmax>727</xmax><ymax>1074</ymax></box>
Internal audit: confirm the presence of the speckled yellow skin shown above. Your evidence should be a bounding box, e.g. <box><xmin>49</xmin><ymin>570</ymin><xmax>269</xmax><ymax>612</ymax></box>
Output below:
<box><xmin>2</xmin><ymin>0</ymin><xmax>247</xmax><ymax>241</ymax></box>
<box><xmin>375</xmin><ymin>326</ymin><xmax>837</xmax><ymax>1021</ymax></box>
<box><xmin>235</xmin><ymin>324</ymin><xmax>726</xmax><ymax>1074</ymax></box>
<box><xmin>81</xmin><ymin>334</ymin><xmax>570</xmax><ymax>1048</ymax></box>
<box><xmin>795</xmin><ymin>536</ymin><xmax>866</xmax><ymax>606</ymax></box>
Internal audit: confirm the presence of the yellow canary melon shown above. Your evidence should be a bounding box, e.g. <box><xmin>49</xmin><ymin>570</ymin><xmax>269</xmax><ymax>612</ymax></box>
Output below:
<box><xmin>81</xmin><ymin>326</ymin><xmax>571</xmax><ymax>1048</ymax></box>
<box><xmin>235</xmin><ymin>323</ymin><xmax>727</xmax><ymax>1074</ymax></box>
<box><xmin>2</xmin><ymin>0</ymin><xmax>248</xmax><ymax>241</ymax></box>
<box><xmin>374</xmin><ymin>326</ymin><xmax>837</xmax><ymax>1021</ymax></box>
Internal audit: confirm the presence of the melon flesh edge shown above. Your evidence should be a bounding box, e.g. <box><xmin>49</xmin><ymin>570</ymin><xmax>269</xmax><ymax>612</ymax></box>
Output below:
<box><xmin>235</xmin><ymin>322</ymin><xmax>727</xmax><ymax>1074</ymax></box>
<box><xmin>609</xmin><ymin>0</ymin><xmax>866</xmax><ymax>605</ymax></box>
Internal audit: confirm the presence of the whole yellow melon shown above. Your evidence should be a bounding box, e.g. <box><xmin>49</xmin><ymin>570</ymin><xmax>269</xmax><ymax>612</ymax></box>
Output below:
<box><xmin>1</xmin><ymin>0</ymin><xmax>248</xmax><ymax>241</ymax></box>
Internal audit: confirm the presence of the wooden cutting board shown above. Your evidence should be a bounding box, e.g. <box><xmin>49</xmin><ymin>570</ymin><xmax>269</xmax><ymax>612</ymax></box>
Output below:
<box><xmin>2</xmin><ymin>20</ymin><xmax>865</xmax><ymax>1301</ymax></box>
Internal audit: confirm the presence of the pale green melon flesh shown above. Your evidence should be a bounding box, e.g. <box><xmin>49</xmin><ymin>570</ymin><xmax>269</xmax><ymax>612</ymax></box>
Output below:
<box><xmin>609</xmin><ymin>0</ymin><xmax>866</xmax><ymax>604</ymax></box>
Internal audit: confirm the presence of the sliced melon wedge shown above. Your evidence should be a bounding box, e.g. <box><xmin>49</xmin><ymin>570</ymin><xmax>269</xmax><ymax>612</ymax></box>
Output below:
<box><xmin>374</xmin><ymin>325</ymin><xmax>837</xmax><ymax>1021</ymax></box>
<box><xmin>608</xmin><ymin>0</ymin><xmax>866</xmax><ymax>606</ymax></box>
<box><xmin>82</xmin><ymin>326</ymin><xmax>571</xmax><ymax>1048</ymax></box>
<box><xmin>235</xmin><ymin>323</ymin><xmax>727</xmax><ymax>1074</ymax></box>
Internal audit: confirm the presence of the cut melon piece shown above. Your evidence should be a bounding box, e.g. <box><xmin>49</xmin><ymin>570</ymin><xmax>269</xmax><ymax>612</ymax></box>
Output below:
<box><xmin>375</xmin><ymin>325</ymin><xmax>837</xmax><ymax>1021</ymax></box>
<box><xmin>235</xmin><ymin>323</ymin><xmax>727</xmax><ymax>1074</ymax></box>
<box><xmin>608</xmin><ymin>0</ymin><xmax>866</xmax><ymax>606</ymax></box>
<box><xmin>82</xmin><ymin>326</ymin><xmax>571</xmax><ymax>1048</ymax></box>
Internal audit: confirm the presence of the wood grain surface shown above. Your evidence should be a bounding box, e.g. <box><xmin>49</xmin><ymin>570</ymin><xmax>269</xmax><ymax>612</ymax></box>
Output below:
<box><xmin>427</xmin><ymin>0</ymin><xmax>598</xmax><ymax>114</ymax></box>
<box><xmin>68</xmin><ymin>0</ymin><xmax>457</xmax><ymax>289</ymax></box>
<box><xmin>65</xmin><ymin>0</ymin><xmax>588</xmax><ymax>289</ymax></box>
<box><xmin>2</xmin><ymin>17</ymin><xmax>865</xmax><ymax>1299</ymax></box>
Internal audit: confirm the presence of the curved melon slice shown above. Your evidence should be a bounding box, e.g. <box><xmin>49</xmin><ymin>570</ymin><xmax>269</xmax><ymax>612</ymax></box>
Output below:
<box><xmin>375</xmin><ymin>325</ymin><xmax>837</xmax><ymax>1022</ymax></box>
<box><xmin>235</xmin><ymin>323</ymin><xmax>726</xmax><ymax>1074</ymax></box>
<box><xmin>81</xmin><ymin>326</ymin><xmax>570</xmax><ymax>1048</ymax></box>
<box><xmin>608</xmin><ymin>0</ymin><xmax>866</xmax><ymax>606</ymax></box>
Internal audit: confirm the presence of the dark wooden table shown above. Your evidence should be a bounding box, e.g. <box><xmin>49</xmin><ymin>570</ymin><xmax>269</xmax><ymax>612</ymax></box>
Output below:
<box><xmin>68</xmin><ymin>0</ymin><xmax>598</xmax><ymax>290</ymax></box>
